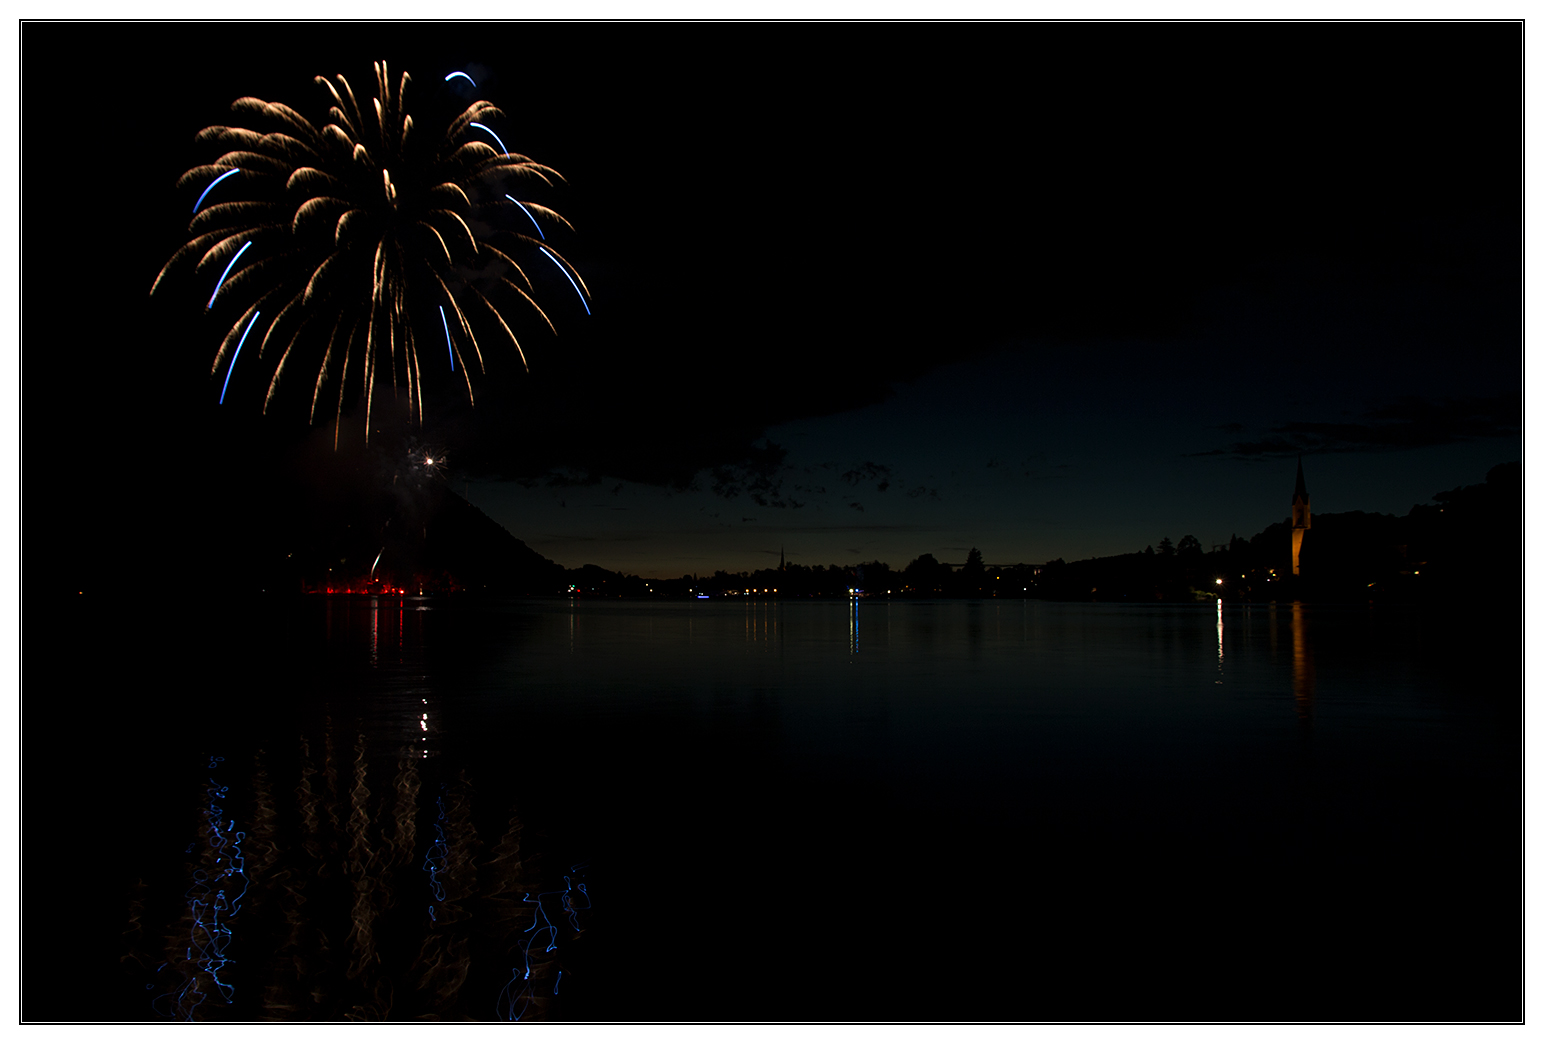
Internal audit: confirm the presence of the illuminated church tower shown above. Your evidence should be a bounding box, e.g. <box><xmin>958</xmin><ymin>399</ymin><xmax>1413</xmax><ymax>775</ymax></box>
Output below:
<box><xmin>1291</xmin><ymin>458</ymin><xmax>1311</xmax><ymax>576</ymax></box>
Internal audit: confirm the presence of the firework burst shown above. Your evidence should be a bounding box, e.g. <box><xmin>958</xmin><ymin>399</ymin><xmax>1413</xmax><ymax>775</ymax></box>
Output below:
<box><xmin>152</xmin><ymin>61</ymin><xmax>589</xmax><ymax>442</ymax></box>
<box><xmin>401</xmin><ymin>438</ymin><xmax>449</xmax><ymax>484</ymax></box>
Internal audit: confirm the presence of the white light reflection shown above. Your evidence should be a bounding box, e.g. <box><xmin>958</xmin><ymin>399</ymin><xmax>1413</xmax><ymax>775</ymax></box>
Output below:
<box><xmin>1216</xmin><ymin>597</ymin><xmax>1225</xmax><ymax>680</ymax></box>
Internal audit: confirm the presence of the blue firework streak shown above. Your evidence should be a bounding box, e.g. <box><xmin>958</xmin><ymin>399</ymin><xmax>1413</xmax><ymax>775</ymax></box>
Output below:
<box><xmin>219</xmin><ymin>310</ymin><xmax>261</xmax><ymax>404</ymax></box>
<box><xmin>468</xmin><ymin>121</ymin><xmax>508</xmax><ymax>156</ymax></box>
<box><xmin>506</xmin><ymin>194</ymin><xmax>544</xmax><ymax>239</ymax></box>
<box><xmin>539</xmin><ymin>246</ymin><xmax>591</xmax><ymax>315</ymax></box>
<box><xmin>191</xmin><ymin>167</ymin><xmax>239</xmax><ymax>214</ymax></box>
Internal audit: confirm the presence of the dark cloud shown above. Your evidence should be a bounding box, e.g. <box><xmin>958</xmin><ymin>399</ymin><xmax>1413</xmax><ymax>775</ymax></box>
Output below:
<box><xmin>704</xmin><ymin>440</ymin><xmax>790</xmax><ymax>503</ymax></box>
<box><xmin>1193</xmin><ymin>396</ymin><xmax>1520</xmax><ymax>459</ymax></box>
<box><xmin>841</xmin><ymin>462</ymin><xmax>893</xmax><ymax>488</ymax></box>
<box><xmin>786</xmin><ymin>524</ymin><xmax>940</xmax><ymax>533</ymax></box>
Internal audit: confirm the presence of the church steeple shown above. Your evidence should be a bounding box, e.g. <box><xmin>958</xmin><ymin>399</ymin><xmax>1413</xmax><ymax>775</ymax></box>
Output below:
<box><xmin>1291</xmin><ymin>457</ymin><xmax>1311</xmax><ymax>575</ymax></box>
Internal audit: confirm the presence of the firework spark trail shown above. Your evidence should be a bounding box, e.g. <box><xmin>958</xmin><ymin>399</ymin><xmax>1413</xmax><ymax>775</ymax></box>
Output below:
<box><xmin>438</xmin><ymin>305</ymin><xmax>454</xmax><ymax>371</ymax></box>
<box><xmin>206</xmin><ymin>240</ymin><xmax>252</xmax><ymax>309</ymax></box>
<box><xmin>506</xmin><ymin>194</ymin><xmax>544</xmax><ymax>239</ymax></box>
<box><xmin>192</xmin><ymin>168</ymin><xmax>240</xmax><ymax>214</ymax></box>
<box><xmin>539</xmin><ymin>246</ymin><xmax>590</xmax><ymax>315</ymax></box>
<box><xmin>495</xmin><ymin>863</ymin><xmax>590</xmax><ymax>1021</ymax></box>
<box><xmin>219</xmin><ymin>311</ymin><xmax>262</xmax><ymax>404</ymax></box>
<box><xmin>154</xmin><ymin>62</ymin><xmax>587</xmax><ymax>439</ymax></box>
<box><xmin>153</xmin><ymin>757</ymin><xmax>250</xmax><ymax>1021</ymax></box>
<box><xmin>468</xmin><ymin>121</ymin><xmax>508</xmax><ymax>156</ymax></box>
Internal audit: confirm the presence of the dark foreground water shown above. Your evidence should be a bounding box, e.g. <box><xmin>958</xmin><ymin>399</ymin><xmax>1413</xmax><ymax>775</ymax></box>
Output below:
<box><xmin>30</xmin><ymin>595</ymin><xmax>1520</xmax><ymax>1021</ymax></box>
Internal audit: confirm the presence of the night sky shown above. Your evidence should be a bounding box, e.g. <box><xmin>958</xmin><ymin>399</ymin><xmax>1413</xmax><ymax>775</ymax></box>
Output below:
<box><xmin>25</xmin><ymin>22</ymin><xmax>1521</xmax><ymax>581</ymax></box>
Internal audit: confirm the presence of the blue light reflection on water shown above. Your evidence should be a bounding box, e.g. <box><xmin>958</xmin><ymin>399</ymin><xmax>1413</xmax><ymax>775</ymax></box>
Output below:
<box><xmin>152</xmin><ymin>756</ymin><xmax>249</xmax><ymax>1021</ymax></box>
<box><xmin>423</xmin><ymin>791</ymin><xmax>449</xmax><ymax>917</ymax></box>
<box><xmin>496</xmin><ymin>863</ymin><xmax>590</xmax><ymax>1021</ymax></box>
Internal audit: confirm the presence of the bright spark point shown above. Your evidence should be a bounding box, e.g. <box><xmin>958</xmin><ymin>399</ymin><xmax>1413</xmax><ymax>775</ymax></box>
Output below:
<box><xmin>506</xmin><ymin>195</ymin><xmax>544</xmax><ymax>239</ymax></box>
<box><xmin>444</xmin><ymin>71</ymin><xmax>477</xmax><ymax>87</ymax></box>
<box><xmin>207</xmin><ymin>240</ymin><xmax>252</xmax><ymax>309</ymax></box>
<box><xmin>540</xmin><ymin>247</ymin><xmax>590</xmax><ymax>315</ymax></box>
<box><xmin>192</xmin><ymin>168</ymin><xmax>240</xmax><ymax>214</ymax></box>
<box><xmin>219</xmin><ymin>311</ymin><xmax>262</xmax><ymax>404</ymax></box>
<box><xmin>469</xmin><ymin>121</ymin><xmax>508</xmax><ymax>155</ymax></box>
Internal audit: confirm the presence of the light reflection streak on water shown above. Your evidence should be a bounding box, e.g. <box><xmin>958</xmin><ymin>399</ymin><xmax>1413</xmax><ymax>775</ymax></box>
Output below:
<box><xmin>423</xmin><ymin>791</ymin><xmax>449</xmax><ymax>920</ymax></box>
<box><xmin>1217</xmin><ymin>598</ymin><xmax>1224</xmax><ymax>676</ymax></box>
<box><xmin>132</xmin><ymin>716</ymin><xmax>578</xmax><ymax>1020</ymax></box>
<box><xmin>370</xmin><ymin>597</ymin><xmax>378</xmax><ymax>667</ymax></box>
<box><xmin>1291</xmin><ymin>601</ymin><xmax>1314</xmax><ymax>720</ymax></box>
<box><xmin>154</xmin><ymin>756</ymin><xmax>249</xmax><ymax>1021</ymax></box>
<box><xmin>849</xmin><ymin>595</ymin><xmax>860</xmax><ymax>655</ymax></box>
<box><xmin>496</xmin><ymin>864</ymin><xmax>591</xmax><ymax>1021</ymax></box>
<box><xmin>745</xmin><ymin>598</ymin><xmax>777</xmax><ymax>644</ymax></box>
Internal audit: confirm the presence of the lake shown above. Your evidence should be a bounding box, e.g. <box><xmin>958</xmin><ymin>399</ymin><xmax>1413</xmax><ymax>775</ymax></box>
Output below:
<box><xmin>28</xmin><ymin>595</ymin><xmax>1520</xmax><ymax>1021</ymax></box>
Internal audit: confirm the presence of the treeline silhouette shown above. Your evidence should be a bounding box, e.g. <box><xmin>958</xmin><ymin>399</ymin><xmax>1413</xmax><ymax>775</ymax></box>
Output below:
<box><xmin>556</xmin><ymin>461</ymin><xmax>1520</xmax><ymax>605</ymax></box>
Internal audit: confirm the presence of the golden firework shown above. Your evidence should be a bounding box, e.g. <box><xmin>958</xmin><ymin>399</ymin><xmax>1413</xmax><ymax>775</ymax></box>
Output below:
<box><xmin>152</xmin><ymin>62</ymin><xmax>589</xmax><ymax>443</ymax></box>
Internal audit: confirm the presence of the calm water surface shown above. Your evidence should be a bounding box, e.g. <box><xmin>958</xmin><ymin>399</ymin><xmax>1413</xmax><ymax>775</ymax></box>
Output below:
<box><xmin>34</xmin><ymin>596</ymin><xmax>1520</xmax><ymax>1021</ymax></box>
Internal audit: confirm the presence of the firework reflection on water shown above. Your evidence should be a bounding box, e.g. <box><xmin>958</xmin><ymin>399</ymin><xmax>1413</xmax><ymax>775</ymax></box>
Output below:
<box><xmin>127</xmin><ymin>718</ymin><xmax>587</xmax><ymax>1022</ymax></box>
